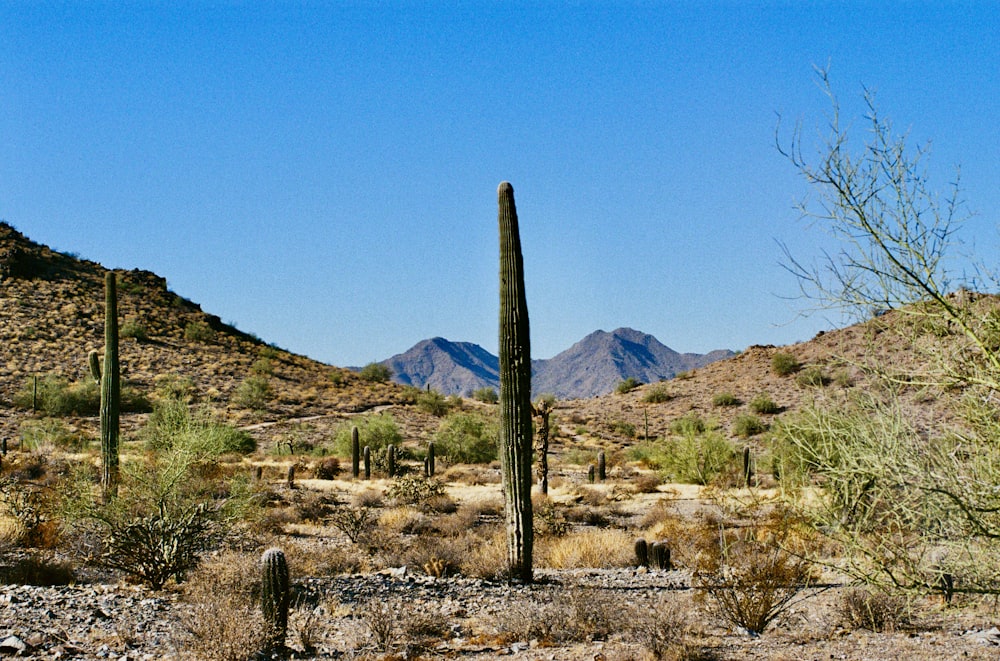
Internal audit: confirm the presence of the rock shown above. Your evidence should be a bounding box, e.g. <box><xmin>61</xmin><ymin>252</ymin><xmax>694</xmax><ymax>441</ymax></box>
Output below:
<box><xmin>0</xmin><ymin>635</ymin><xmax>28</xmax><ymax>654</ymax></box>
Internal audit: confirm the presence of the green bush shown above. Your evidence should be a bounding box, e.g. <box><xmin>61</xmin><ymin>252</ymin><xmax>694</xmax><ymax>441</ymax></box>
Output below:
<box><xmin>416</xmin><ymin>389</ymin><xmax>451</xmax><ymax>417</ymax></box>
<box><xmin>358</xmin><ymin>362</ymin><xmax>392</xmax><ymax>383</ymax></box>
<box><xmin>332</xmin><ymin>414</ymin><xmax>403</xmax><ymax>457</ymax></box>
<box><xmin>250</xmin><ymin>357</ymin><xmax>274</xmax><ymax>376</ymax></box>
<box><xmin>472</xmin><ymin>387</ymin><xmax>498</xmax><ymax>404</ymax></box>
<box><xmin>233</xmin><ymin>376</ymin><xmax>271</xmax><ymax>410</ymax></box>
<box><xmin>658</xmin><ymin>431</ymin><xmax>736</xmax><ymax>485</ymax></box>
<box><xmin>184</xmin><ymin>321</ymin><xmax>215</xmax><ymax>343</ymax></box>
<box><xmin>615</xmin><ymin>378</ymin><xmax>642</xmax><ymax>394</ymax></box>
<box><xmin>669</xmin><ymin>412</ymin><xmax>708</xmax><ymax>436</ymax></box>
<box><xmin>140</xmin><ymin>398</ymin><xmax>256</xmax><ymax>455</ymax></box>
<box><xmin>733</xmin><ymin>414</ymin><xmax>768</xmax><ymax>438</ymax></box>
<box><xmin>712</xmin><ymin>392</ymin><xmax>741</xmax><ymax>407</ymax></box>
<box><xmin>642</xmin><ymin>385</ymin><xmax>673</xmax><ymax>404</ymax></box>
<box><xmin>13</xmin><ymin>376</ymin><xmax>149</xmax><ymax>416</ymax></box>
<box><xmin>796</xmin><ymin>367</ymin><xmax>829</xmax><ymax>388</ymax></box>
<box><xmin>120</xmin><ymin>318</ymin><xmax>149</xmax><ymax>340</ymax></box>
<box><xmin>771</xmin><ymin>352</ymin><xmax>801</xmax><ymax>376</ymax></box>
<box><xmin>386</xmin><ymin>474</ymin><xmax>446</xmax><ymax>505</ymax></box>
<box><xmin>19</xmin><ymin>418</ymin><xmax>92</xmax><ymax>451</ymax></box>
<box><xmin>610</xmin><ymin>419</ymin><xmax>636</xmax><ymax>438</ymax></box>
<box><xmin>433</xmin><ymin>411</ymin><xmax>498</xmax><ymax>464</ymax></box>
<box><xmin>749</xmin><ymin>393</ymin><xmax>780</xmax><ymax>414</ymax></box>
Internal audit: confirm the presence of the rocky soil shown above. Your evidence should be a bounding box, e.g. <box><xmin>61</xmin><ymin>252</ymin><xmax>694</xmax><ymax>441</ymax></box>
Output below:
<box><xmin>3</xmin><ymin>564</ymin><xmax>1000</xmax><ymax>660</ymax></box>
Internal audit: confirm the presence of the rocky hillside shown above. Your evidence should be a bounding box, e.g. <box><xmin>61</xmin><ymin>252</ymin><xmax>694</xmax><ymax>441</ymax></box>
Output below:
<box><xmin>0</xmin><ymin>222</ymin><xmax>406</xmax><ymax>440</ymax></box>
<box><xmin>382</xmin><ymin>328</ymin><xmax>734</xmax><ymax>399</ymax></box>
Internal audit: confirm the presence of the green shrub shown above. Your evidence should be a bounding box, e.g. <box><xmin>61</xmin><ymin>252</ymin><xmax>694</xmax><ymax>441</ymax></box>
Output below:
<box><xmin>332</xmin><ymin>414</ymin><xmax>403</xmax><ymax>457</ymax></box>
<box><xmin>416</xmin><ymin>389</ymin><xmax>451</xmax><ymax>417</ymax></box>
<box><xmin>712</xmin><ymin>392</ymin><xmax>740</xmax><ymax>407</ymax></box>
<box><xmin>733</xmin><ymin>414</ymin><xmax>768</xmax><ymax>438</ymax></box>
<box><xmin>796</xmin><ymin>366</ymin><xmax>829</xmax><ymax>388</ymax></box>
<box><xmin>433</xmin><ymin>411</ymin><xmax>498</xmax><ymax>464</ymax></box>
<box><xmin>658</xmin><ymin>431</ymin><xmax>736</xmax><ymax>485</ymax></box>
<box><xmin>120</xmin><ymin>318</ymin><xmax>149</xmax><ymax>340</ymax></box>
<box><xmin>359</xmin><ymin>362</ymin><xmax>392</xmax><ymax>383</ymax></box>
<box><xmin>771</xmin><ymin>352</ymin><xmax>801</xmax><ymax>376</ymax></box>
<box><xmin>250</xmin><ymin>357</ymin><xmax>274</xmax><ymax>376</ymax></box>
<box><xmin>233</xmin><ymin>376</ymin><xmax>271</xmax><ymax>410</ymax></box>
<box><xmin>140</xmin><ymin>398</ymin><xmax>256</xmax><ymax>455</ymax></box>
<box><xmin>642</xmin><ymin>385</ymin><xmax>673</xmax><ymax>404</ymax></box>
<box><xmin>19</xmin><ymin>418</ymin><xmax>92</xmax><ymax>451</ymax></box>
<box><xmin>472</xmin><ymin>387</ymin><xmax>498</xmax><ymax>404</ymax></box>
<box><xmin>615</xmin><ymin>377</ymin><xmax>642</xmax><ymax>394</ymax></box>
<box><xmin>184</xmin><ymin>321</ymin><xmax>215</xmax><ymax>343</ymax></box>
<box><xmin>13</xmin><ymin>376</ymin><xmax>149</xmax><ymax>416</ymax></box>
<box><xmin>669</xmin><ymin>412</ymin><xmax>708</xmax><ymax>436</ymax></box>
<box><xmin>749</xmin><ymin>393</ymin><xmax>780</xmax><ymax>414</ymax></box>
<box><xmin>386</xmin><ymin>474</ymin><xmax>446</xmax><ymax>505</ymax></box>
<box><xmin>610</xmin><ymin>419</ymin><xmax>636</xmax><ymax>438</ymax></box>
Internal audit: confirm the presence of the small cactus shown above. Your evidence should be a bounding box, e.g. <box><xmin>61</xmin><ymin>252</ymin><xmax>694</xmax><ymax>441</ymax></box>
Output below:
<box><xmin>363</xmin><ymin>446</ymin><xmax>371</xmax><ymax>480</ymax></box>
<box><xmin>261</xmin><ymin>547</ymin><xmax>290</xmax><ymax>650</ymax></box>
<box><xmin>387</xmin><ymin>445</ymin><xmax>396</xmax><ymax>477</ymax></box>
<box><xmin>587</xmin><ymin>465</ymin><xmax>596</xmax><ymax>484</ymax></box>
<box><xmin>635</xmin><ymin>538</ymin><xmax>649</xmax><ymax>568</ymax></box>
<box><xmin>351</xmin><ymin>426</ymin><xmax>361</xmax><ymax>479</ymax></box>
<box><xmin>743</xmin><ymin>446</ymin><xmax>753</xmax><ymax>487</ymax></box>
<box><xmin>651</xmin><ymin>542</ymin><xmax>671</xmax><ymax>571</ymax></box>
<box><xmin>287</xmin><ymin>464</ymin><xmax>295</xmax><ymax>489</ymax></box>
<box><xmin>427</xmin><ymin>441</ymin><xmax>436</xmax><ymax>477</ymax></box>
<box><xmin>597</xmin><ymin>450</ymin><xmax>606</xmax><ymax>481</ymax></box>
<box><xmin>88</xmin><ymin>349</ymin><xmax>101</xmax><ymax>385</ymax></box>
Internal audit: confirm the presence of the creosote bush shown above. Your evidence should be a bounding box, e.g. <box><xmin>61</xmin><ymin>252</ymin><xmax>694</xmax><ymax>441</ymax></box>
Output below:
<box><xmin>472</xmin><ymin>387</ymin><xmax>498</xmax><ymax>404</ymax></box>
<box><xmin>771</xmin><ymin>352</ymin><xmax>801</xmax><ymax>376</ymax></box>
<box><xmin>233</xmin><ymin>375</ymin><xmax>272</xmax><ymax>410</ymax></box>
<box><xmin>733</xmin><ymin>414</ymin><xmax>767</xmax><ymax>438</ymax></box>
<box><xmin>712</xmin><ymin>391</ymin><xmax>740</xmax><ymax>407</ymax></box>
<box><xmin>795</xmin><ymin>366</ymin><xmax>829</xmax><ymax>387</ymax></box>
<box><xmin>433</xmin><ymin>411</ymin><xmax>499</xmax><ymax>464</ymax></box>
<box><xmin>643</xmin><ymin>384</ymin><xmax>673</xmax><ymax>403</ymax></box>
<box><xmin>184</xmin><ymin>320</ymin><xmax>215</xmax><ymax>342</ymax></box>
<box><xmin>358</xmin><ymin>362</ymin><xmax>392</xmax><ymax>383</ymax></box>
<box><xmin>615</xmin><ymin>377</ymin><xmax>642</xmax><ymax>394</ymax></box>
<box><xmin>332</xmin><ymin>414</ymin><xmax>402</xmax><ymax>457</ymax></box>
<box><xmin>749</xmin><ymin>393</ymin><xmax>780</xmax><ymax>414</ymax></box>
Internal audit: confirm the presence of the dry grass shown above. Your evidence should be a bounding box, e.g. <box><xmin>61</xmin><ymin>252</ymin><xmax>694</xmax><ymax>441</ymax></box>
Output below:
<box><xmin>539</xmin><ymin>528</ymin><xmax>635</xmax><ymax>569</ymax></box>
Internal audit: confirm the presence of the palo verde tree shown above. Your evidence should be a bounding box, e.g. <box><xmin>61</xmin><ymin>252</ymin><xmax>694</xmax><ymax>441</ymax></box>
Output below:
<box><xmin>777</xmin><ymin>67</ymin><xmax>1000</xmax><ymax>594</ymax></box>
<box><xmin>497</xmin><ymin>181</ymin><xmax>534</xmax><ymax>583</ymax></box>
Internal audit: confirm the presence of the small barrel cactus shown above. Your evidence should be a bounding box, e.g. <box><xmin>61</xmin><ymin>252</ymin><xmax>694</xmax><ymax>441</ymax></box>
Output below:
<box><xmin>261</xmin><ymin>547</ymin><xmax>290</xmax><ymax>650</ymax></box>
<box><xmin>635</xmin><ymin>538</ymin><xmax>649</xmax><ymax>568</ymax></box>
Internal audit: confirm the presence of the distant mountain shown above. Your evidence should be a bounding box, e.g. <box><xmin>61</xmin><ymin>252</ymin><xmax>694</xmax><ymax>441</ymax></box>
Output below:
<box><xmin>381</xmin><ymin>337</ymin><xmax>500</xmax><ymax>396</ymax></box>
<box><xmin>532</xmin><ymin>328</ymin><xmax>735</xmax><ymax>398</ymax></box>
<box><xmin>381</xmin><ymin>328</ymin><xmax>735</xmax><ymax>399</ymax></box>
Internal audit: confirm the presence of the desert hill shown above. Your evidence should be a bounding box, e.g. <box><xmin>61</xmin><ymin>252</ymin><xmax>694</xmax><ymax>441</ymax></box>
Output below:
<box><xmin>382</xmin><ymin>329</ymin><xmax>735</xmax><ymax>399</ymax></box>
<box><xmin>0</xmin><ymin>222</ymin><xmax>405</xmax><ymax>441</ymax></box>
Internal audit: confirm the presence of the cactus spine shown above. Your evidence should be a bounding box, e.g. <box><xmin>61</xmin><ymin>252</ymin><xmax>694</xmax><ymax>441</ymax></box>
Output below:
<box><xmin>351</xmin><ymin>426</ymin><xmax>360</xmax><ymax>479</ymax></box>
<box><xmin>497</xmin><ymin>181</ymin><xmax>533</xmax><ymax>583</ymax></box>
<box><xmin>261</xmin><ymin>547</ymin><xmax>290</xmax><ymax>651</ymax></box>
<box><xmin>99</xmin><ymin>272</ymin><xmax>120</xmax><ymax>503</ymax></box>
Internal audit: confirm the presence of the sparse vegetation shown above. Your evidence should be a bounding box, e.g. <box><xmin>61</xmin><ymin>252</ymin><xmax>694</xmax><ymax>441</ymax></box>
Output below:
<box><xmin>472</xmin><ymin>386</ymin><xmax>498</xmax><ymax>404</ymax></box>
<box><xmin>711</xmin><ymin>391</ymin><xmax>740</xmax><ymax>407</ymax></box>
<box><xmin>771</xmin><ymin>351</ymin><xmax>800</xmax><ymax>376</ymax></box>
<box><xmin>642</xmin><ymin>384</ymin><xmax>673</xmax><ymax>403</ymax></box>
<box><xmin>749</xmin><ymin>393</ymin><xmax>780</xmax><ymax>414</ymax></box>
<box><xmin>184</xmin><ymin>320</ymin><xmax>215</xmax><ymax>342</ymax></box>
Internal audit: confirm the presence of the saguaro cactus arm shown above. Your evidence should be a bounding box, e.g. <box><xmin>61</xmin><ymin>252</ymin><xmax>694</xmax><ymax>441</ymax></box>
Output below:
<box><xmin>497</xmin><ymin>181</ymin><xmax>534</xmax><ymax>583</ymax></box>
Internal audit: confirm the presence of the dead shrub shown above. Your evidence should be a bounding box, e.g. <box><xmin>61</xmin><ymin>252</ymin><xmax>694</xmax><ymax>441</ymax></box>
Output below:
<box><xmin>633</xmin><ymin>472</ymin><xmax>664</xmax><ymax>494</ymax></box>
<box><xmin>458</xmin><ymin>527</ymin><xmax>507</xmax><ymax>579</ymax></box>
<box><xmin>625</xmin><ymin>594</ymin><xmax>697</xmax><ymax>660</ymax></box>
<box><xmin>692</xmin><ymin>504</ymin><xmax>814</xmax><ymax>635</ymax></box>
<box><xmin>178</xmin><ymin>551</ymin><xmax>270</xmax><ymax>660</ymax></box>
<box><xmin>327</xmin><ymin>504</ymin><xmax>375</xmax><ymax>544</ymax></box>
<box><xmin>492</xmin><ymin>587</ymin><xmax>620</xmax><ymax>644</ymax></box>
<box><xmin>839</xmin><ymin>587</ymin><xmax>910</xmax><ymax>632</ymax></box>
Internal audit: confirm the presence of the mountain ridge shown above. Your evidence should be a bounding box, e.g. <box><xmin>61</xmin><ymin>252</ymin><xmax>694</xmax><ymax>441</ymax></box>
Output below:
<box><xmin>380</xmin><ymin>328</ymin><xmax>736</xmax><ymax>399</ymax></box>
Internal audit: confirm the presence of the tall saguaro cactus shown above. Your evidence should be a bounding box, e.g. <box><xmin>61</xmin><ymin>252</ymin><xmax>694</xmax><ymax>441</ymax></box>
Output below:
<box><xmin>497</xmin><ymin>181</ymin><xmax>533</xmax><ymax>583</ymax></box>
<box><xmin>100</xmin><ymin>272</ymin><xmax>121</xmax><ymax>503</ymax></box>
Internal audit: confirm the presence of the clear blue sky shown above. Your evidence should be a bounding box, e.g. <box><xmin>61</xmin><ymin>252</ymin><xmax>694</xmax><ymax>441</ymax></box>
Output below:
<box><xmin>2</xmin><ymin>2</ymin><xmax>998</xmax><ymax>366</ymax></box>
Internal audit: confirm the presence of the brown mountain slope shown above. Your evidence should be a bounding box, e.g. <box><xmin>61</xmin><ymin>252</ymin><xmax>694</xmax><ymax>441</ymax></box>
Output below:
<box><xmin>550</xmin><ymin>300</ymin><xmax>985</xmax><ymax>459</ymax></box>
<box><xmin>0</xmin><ymin>223</ymin><xmax>406</xmax><ymax>442</ymax></box>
